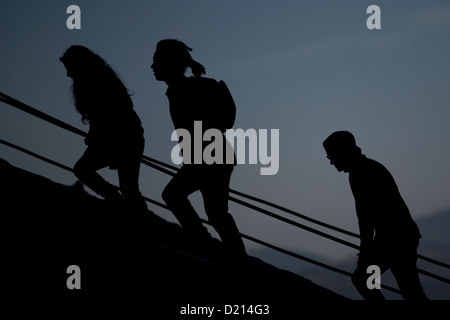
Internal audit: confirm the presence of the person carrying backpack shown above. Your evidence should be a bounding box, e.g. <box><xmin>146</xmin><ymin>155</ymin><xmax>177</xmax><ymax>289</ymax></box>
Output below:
<box><xmin>151</xmin><ymin>39</ymin><xmax>246</xmax><ymax>259</ymax></box>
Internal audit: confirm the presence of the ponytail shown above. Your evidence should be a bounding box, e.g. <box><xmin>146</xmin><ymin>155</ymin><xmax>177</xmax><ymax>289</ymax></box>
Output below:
<box><xmin>189</xmin><ymin>59</ymin><xmax>206</xmax><ymax>77</ymax></box>
<box><xmin>156</xmin><ymin>39</ymin><xmax>206</xmax><ymax>77</ymax></box>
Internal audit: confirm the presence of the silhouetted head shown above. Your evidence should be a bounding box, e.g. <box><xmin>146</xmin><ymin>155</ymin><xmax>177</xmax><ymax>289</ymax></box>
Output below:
<box><xmin>323</xmin><ymin>131</ymin><xmax>362</xmax><ymax>173</ymax></box>
<box><xmin>60</xmin><ymin>45</ymin><xmax>107</xmax><ymax>79</ymax></box>
<box><xmin>60</xmin><ymin>45</ymin><xmax>132</xmax><ymax>123</ymax></box>
<box><xmin>151</xmin><ymin>39</ymin><xmax>205</xmax><ymax>83</ymax></box>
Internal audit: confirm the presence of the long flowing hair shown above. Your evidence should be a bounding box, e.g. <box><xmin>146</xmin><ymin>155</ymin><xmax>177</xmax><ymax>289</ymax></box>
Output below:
<box><xmin>60</xmin><ymin>45</ymin><xmax>132</xmax><ymax>124</ymax></box>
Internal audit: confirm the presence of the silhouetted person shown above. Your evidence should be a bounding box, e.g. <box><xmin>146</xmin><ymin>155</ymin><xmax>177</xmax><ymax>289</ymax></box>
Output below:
<box><xmin>60</xmin><ymin>45</ymin><xmax>147</xmax><ymax>212</ymax></box>
<box><xmin>323</xmin><ymin>131</ymin><xmax>428</xmax><ymax>300</ymax></box>
<box><xmin>151</xmin><ymin>39</ymin><xmax>246</xmax><ymax>258</ymax></box>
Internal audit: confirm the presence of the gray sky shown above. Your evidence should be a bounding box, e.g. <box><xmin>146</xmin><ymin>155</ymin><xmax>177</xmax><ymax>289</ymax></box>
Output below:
<box><xmin>1</xmin><ymin>1</ymin><xmax>450</xmax><ymax>262</ymax></box>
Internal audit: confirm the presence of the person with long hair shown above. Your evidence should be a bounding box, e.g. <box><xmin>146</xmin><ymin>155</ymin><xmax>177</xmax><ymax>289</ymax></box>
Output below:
<box><xmin>60</xmin><ymin>45</ymin><xmax>147</xmax><ymax>211</ymax></box>
<box><xmin>151</xmin><ymin>39</ymin><xmax>246</xmax><ymax>258</ymax></box>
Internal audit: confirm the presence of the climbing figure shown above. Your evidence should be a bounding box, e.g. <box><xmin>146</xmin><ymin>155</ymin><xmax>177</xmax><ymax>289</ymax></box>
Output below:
<box><xmin>323</xmin><ymin>131</ymin><xmax>428</xmax><ymax>300</ymax></box>
<box><xmin>60</xmin><ymin>45</ymin><xmax>147</xmax><ymax>212</ymax></box>
<box><xmin>151</xmin><ymin>39</ymin><xmax>246</xmax><ymax>258</ymax></box>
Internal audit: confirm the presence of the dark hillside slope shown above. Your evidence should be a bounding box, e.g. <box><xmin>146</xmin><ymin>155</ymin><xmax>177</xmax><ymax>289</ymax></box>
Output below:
<box><xmin>1</xmin><ymin>158</ymin><xmax>347</xmax><ymax>313</ymax></box>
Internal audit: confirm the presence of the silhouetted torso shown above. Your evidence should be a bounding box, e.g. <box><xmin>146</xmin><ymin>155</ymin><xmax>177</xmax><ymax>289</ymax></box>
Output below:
<box><xmin>166</xmin><ymin>77</ymin><xmax>219</xmax><ymax>131</ymax></box>
<box><xmin>349</xmin><ymin>156</ymin><xmax>421</xmax><ymax>251</ymax></box>
<box><xmin>166</xmin><ymin>76</ymin><xmax>234</xmax><ymax>165</ymax></box>
<box><xmin>80</xmin><ymin>77</ymin><xmax>144</xmax><ymax>151</ymax></box>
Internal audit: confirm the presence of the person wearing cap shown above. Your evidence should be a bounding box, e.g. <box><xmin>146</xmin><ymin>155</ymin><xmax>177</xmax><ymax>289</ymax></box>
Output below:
<box><xmin>323</xmin><ymin>131</ymin><xmax>428</xmax><ymax>300</ymax></box>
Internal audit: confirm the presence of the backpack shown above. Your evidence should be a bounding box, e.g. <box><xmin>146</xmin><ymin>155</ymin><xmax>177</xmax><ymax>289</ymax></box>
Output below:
<box><xmin>215</xmin><ymin>80</ymin><xmax>236</xmax><ymax>132</ymax></box>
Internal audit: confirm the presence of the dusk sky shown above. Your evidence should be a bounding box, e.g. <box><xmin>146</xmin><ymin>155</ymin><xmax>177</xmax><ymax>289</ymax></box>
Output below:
<box><xmin>1</xmin><ymin>0</ymin><xmax>450</xmax><ymax>264</ymax></box>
